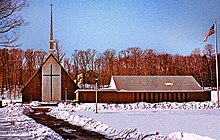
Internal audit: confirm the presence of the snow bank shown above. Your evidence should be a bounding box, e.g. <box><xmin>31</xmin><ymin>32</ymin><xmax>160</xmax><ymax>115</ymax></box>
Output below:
<box><xmin>48</xmin><ymin>107</ymin><xmax>166</xmax><ymax>139</ymax></box>
<box><xmin>167</xmin><ymin>132</ymin><xmax>214</xmax><ymax>140</ymax></box>
<box><xmin>55</xmin><ymin>101</ymin><xmax>218</xmax><ymax>112</ymax></box>
<box><xmin>48</xmin><ymin>102</ymin><xmax>216</xmax><ymax>140</ymax></box>
<box><xmin>1</xmin><ymin>104</ymin><xmax>63</xmax><ymax>140</ymax></box>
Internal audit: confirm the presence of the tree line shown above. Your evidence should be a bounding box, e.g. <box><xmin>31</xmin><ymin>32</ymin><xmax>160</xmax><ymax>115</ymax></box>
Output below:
<box><xmin>0</xmin><ymin>43</ymin><xmax>219</xmax><ymax>93</ymax></box>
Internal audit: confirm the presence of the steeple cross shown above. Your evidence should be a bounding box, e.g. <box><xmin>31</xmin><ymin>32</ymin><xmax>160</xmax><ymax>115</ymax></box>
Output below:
<box><xmin>43</xmin><ymin>65</ymin><xmax>59</xmax><ymax>101</ymax></box>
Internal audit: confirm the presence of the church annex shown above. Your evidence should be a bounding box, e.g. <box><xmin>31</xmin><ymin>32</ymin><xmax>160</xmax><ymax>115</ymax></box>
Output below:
<box><xmin>75</xmin><ymin>76</ymin><xmax>211</xmax><ymax>103</ymax></box>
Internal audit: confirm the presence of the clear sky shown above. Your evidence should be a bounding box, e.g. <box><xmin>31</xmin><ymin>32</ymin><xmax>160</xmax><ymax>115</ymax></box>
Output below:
<box><xmin>18</xmin><ymin>0</ymin><xmax>220</xmax><ymax>56</ymax></box>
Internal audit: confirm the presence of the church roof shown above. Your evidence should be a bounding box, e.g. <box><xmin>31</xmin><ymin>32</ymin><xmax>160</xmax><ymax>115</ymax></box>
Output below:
<box><xmin>110</xmin><ymin>76</ymin><xmax>203</xmax><ymax>92</ymax></box>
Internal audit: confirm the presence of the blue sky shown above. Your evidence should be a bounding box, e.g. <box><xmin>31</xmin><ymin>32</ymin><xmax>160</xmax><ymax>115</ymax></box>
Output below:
<box><xmin>18</xmin><ymin>0</ymin><xmax>220</xmax><ymax>56</ymax></box>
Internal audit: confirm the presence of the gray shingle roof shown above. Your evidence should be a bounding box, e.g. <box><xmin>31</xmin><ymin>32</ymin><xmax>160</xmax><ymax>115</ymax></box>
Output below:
<box><xmin>112</xmin><ymin>76</ymin><xmax>202</xmax><ymax>92</ymax></box>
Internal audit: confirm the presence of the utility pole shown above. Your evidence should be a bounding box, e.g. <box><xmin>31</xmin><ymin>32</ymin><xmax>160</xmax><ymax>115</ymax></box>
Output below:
<box><xmin>95</xmin><ymin>78</ymin><xmax>98</xmax><ymax>113</ymax></box>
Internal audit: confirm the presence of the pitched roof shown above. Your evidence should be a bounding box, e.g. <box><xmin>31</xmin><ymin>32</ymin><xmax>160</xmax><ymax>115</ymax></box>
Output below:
<box><xmin>43</xmin><ymin>53</ymin><xmax>76</xmax><ymax>83</ymax></box>
<box><xmin>111</xmin><ymin>76</ymin><xmax>203</xmax><ymax>92</ymax></box>
<box><xmin>21</xmin><ymin>53</ymin><xmax>77</xmax><ymax>91</ymax></box>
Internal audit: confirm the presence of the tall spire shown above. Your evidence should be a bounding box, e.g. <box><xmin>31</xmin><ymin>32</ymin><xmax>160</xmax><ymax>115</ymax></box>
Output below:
<box><xmin>49</xmin><ymin>4</ymin><xmax>55</xmax><ymax>54</ymax></box>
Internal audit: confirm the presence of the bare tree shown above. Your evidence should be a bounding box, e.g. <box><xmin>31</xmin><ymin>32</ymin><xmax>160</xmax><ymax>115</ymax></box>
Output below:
<box><xmin>142</xmin><ymin>49</ymin><xmax>157</xmax><ymax>75</ymax></box>
<box><xmin>13</xmin><ymin>48</ymin><xmax>24</xmax><ymax>89</ymax></box>
<box><xmin>118</xmin><ymin>50</ymin><xmax>130</xmax><ymax>75</ymax></box>
<box><xmin>72</xmin><ymin>50</ymin><xmax>80</xmax><ymax>81</ymax></box>
<box><xmin>127</xmin><ymin>47</ymin><xmax>143</xmax><ymax>75</ymax></box>
<box><xmin>94</xmin><ymin>53</ymin><xmax>104</xmax><ymax>83</ymax></box>
<box><xmin>190</xmin><ymin>48</ymin><xmax>203</xmax><ymax>84</ymax></box>
<box><xmin>0</xmin><ymin>48</ymin><xmax>9</xmax><ymax>97</ymax></box>
<box><xmin>101</xmin><ymin>49</ymin><xmax>116</xmax><ymax>85</ymax></box>
<box><xmin>77</xmin><ymin>49</ymin><xmax>96</xmax><ymax>73</ymax></box>
<box><xmin>0</xmin><ymin>0</ymin><xmax>27</xmax><ymax>47</ymax></box>
<box><xmin>64</xmin><ymin>57</ymin><xmax>72</xmax><ymax>74</ymax></box>
<box><xmin>201</xmin><ymin>54</ymin><xmax>210</xmax><ymax>87</ymax></box>
<box><xmin>174</xmin><ymin>54</ymin><xmax>187</xmax><ymax>75</ymax></box>
<box><xmin>34</xmin><ymin>49</ymin><xmax>47</xmax><ymax>69</ymax></box>
<box><xmin>203</xmin><ymin>44</ymin><xmax>215</xmax><ymax>87</ymax></box>
<box><xmin>24</xmin><ymin>49</ymin><xmax>36</xmax><ymax>80</ymax></box>
<box><xmin>54</xmin><ymin>40</ymin><xmax>65</xmax><ymax>63</ymax></box>
<box><xmin>103</xmin><ymin>49</ymin><xmax>116</xmax><ymax>76</ymax></box>
<box><xmin>203</xmin><ymin>44</ymin><xmax>215</xmax><ymax>60</ymax></box>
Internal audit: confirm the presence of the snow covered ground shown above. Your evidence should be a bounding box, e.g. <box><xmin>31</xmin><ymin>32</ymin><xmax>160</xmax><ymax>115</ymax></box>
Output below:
<box><xmin>48</xmin><ymin>102</ymin><xmax>219</xmax><ymax>140</ymax></box>
<box><xmin>1</xmin><ymin>90</ymin><xmax>220</xmax><ymax>139</ymax></box>
<box><xmin>0</xmin><ymin>104</ymin><xmax>63</xmax><ymax>140</ymax></box>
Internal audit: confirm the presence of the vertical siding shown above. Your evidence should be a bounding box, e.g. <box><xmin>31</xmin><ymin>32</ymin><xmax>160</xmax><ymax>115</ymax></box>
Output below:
<box><xmin>182</xmin><ymin>93</ymin><xmax>185</xmax><ymax>102</ymax></box>
<box><xmin>143</xmin><ymin>93</ymin><xmax>146</xmax><ymax>102</ymax></box>
<box><xmin>164</xmin><ymin>93</ymin><xmax>168</xmax><ymax>102</ymax></box>
<box><xmin>173</xmin><ymin>93</ymin><xmax>177</xmax><ymax>101</ymax></box>
<box><xmin>149</xmin><ymin>93</ymin><xmax>153</xmax><ymax>102</ymax></box>
<box><xmin>159</xmin><ymin>92</ymin><xmax>163</xmax><ymax>102</ymax></box>
<box><xmin>168</xmin><ymin>93</ymin><xmax>172</xmax><ymax>102</ymax></box>
<box><xmin>61</xmin><ymin>70</ymin><xmax>78</xmax><ymax>100</ymax></box>
<box><xmin>22</xmin><ymin>68</ymin><xmax>42</xmax><ymax>103</ymax></box>
<box><xmin>77</xmin><ymin>91</ymin><xmax>211</xmax><ymax>103</ymax></box>
<box><xmin>187</xmin><ymin>91</ymin><xmax>211</xmax><ymax>101</ymax></box>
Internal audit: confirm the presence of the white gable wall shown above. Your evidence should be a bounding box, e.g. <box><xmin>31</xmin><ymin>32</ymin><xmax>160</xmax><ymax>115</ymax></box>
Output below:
<box><xmin>42</xmin><ymin>56</ymin><xmax>61</xmax><ymax>101</ymax></box>
<box><xmin>108</xmin><ymin>76</ymin><xmax>117</xmax><ymax>89</ymax></box>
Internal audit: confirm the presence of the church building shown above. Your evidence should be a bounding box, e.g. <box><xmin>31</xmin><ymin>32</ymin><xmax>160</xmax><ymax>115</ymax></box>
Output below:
<box><xmin>22</xmin><ymin>5</ymin><xmax>78</xmax><ymax>103</ymax></box>
<box><xmin>75</xmin><ymin>76</ymin><xmax>211</xmax><ymax>103</ymax></box>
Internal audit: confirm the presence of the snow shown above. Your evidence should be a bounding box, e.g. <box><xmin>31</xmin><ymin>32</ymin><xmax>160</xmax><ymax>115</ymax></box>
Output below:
<box><xmin>1</xmin><ymin>89</ymin><xmax>219</xmax><ymax>139</ymax></box>
<box><xmin>48</xmin><ymin>102</ymin><xmax>218</xmax><ymax>140</ymax></box>
<box><xmin>167</xmin><ymin>132</ymin><xmax>215</xmax><ymax>140</ymax></box>
<box><xmin>0</xmin><ymin>104</ymin><xmax>63</xmax><ymax>140</ymax></box>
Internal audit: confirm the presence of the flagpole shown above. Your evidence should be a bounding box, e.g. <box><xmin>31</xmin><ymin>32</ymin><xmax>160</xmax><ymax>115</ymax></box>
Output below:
<box><xmin>214</xmin><ymin>19</ymin><xmax>219</xmax><ymax>108</ymax></box>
